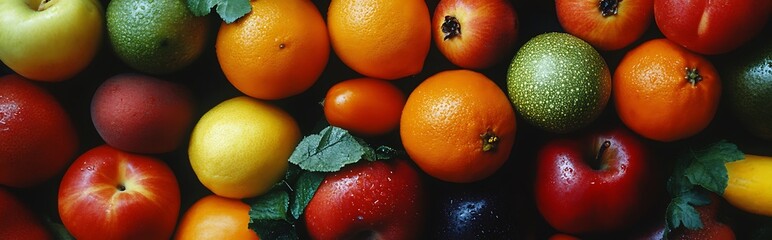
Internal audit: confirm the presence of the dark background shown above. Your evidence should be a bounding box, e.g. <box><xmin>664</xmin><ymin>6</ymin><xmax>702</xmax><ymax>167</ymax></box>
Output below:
<box><xmin>2</xmin><ymin>0</ymin><xmax>770</xmax><ymax>239</ymax></box>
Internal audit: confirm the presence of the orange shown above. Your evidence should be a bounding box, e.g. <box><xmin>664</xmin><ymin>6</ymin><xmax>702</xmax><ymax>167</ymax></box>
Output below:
<box><xmin>400</xmin><ymin>70</ymin><xmax>517</xmax><ymax>183</ymax></box>
<box><xmin>613</xmin><ymin>38</ymin><xmax>721</xmax><ymax>142</ymax></box>
<box><xmin>174</xmin><ymin>195</ymin><xmax>260</xmax><ymax>240</ymax></box>
<box><xmin>327</xmin><ymin>0</ymin><xmax>430</xmax><ymax>80</ymax></box>
<box><xmin>215</xmin><ymin>0</ymin><xmax>329</xmax><ymax>100</ymax></box>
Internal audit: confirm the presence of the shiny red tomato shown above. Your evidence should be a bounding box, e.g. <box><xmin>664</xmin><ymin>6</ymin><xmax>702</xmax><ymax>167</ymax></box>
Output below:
<box><xmin>654</xmin><ymin>0</ymin><xmax>770</xmax><ymax>55</ymax></box>
<box><xmin>323</xmin><ymin>78</ymin><xmax>405</xmax><ymax>136</ymax></box>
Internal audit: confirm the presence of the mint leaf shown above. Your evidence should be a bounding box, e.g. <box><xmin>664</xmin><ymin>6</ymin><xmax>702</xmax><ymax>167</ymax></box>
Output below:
<box><xmin>683</xmin><ymin>140</ymin><xmax>744</xmax><ymax>194</ymax></box>
<box><xmin>249</xmin><ymin>190</ymin><xmax>290</xmax><ymax>222</ymax></box>
<box><xmin>289</xmin><ymin>126</ymin><xmax>368</xmax><ymax>172</ymax></box>
<box><xmin>186</xmin><ymin>0</ymin><xmax>251</xmax><ymax>24</ymax></box>
<box><xmin>291</xmin><ymin>171</ymin><xmax>325</xmax><ymax>219</ymax></box>
<box><xmin>250</xmin><ymin>220</ymin><xmax>298</xmax><ymax>240</ymax></box>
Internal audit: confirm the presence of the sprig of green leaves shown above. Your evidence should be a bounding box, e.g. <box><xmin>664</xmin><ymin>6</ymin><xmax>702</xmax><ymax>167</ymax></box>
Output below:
<box><xmin>664</xmin><ymin>140</ymin><xmax>744</xmax><ymax>238</ymax></box>
<box><xmin>186</xmin><ymin>0</ymin><xmax>251</xmax><ymax>24</ymax></box>
<box><xmin>248</xmin><ymin>126</ymin><xmax>400</xmax><ymax>239</ymax></box>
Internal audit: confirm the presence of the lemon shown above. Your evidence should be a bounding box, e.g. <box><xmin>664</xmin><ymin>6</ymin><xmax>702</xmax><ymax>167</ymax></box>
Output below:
<box><xmin>106</xmin><ymin>0</ymin><xmax>209</xmax><ymax>74</ymax></box>
<box><xmin>188</xmin><ymin>96</ymin><xmax>301</xmax><ymax>199</ymax></box>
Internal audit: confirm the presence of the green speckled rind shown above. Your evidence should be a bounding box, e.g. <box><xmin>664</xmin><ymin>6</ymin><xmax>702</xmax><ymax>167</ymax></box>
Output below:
<box><xmin>106</xmin><ymin>0</ymin><xmax>209</xmax><ymax>74</ymax></box>
<box><xmin>725</xmin><ymin>40</ymin><xmax>772</xmax><ymax>140</ymax></box>
<box><xmin>506</xmin><ymin>32</ymin><xmax>610</xmax><ymax>133</ymax></box>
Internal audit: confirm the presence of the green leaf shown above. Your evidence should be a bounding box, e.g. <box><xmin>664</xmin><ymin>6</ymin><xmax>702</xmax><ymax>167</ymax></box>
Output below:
<box><xmin>291</xmin><ymin>171</ymin><xmax>325</xmax><ymax>219</ymax></box>
<box><xmin>186</xmin><ymin>0</ymin><xmax>251</xmax><ymax>24</ymax></box>
<box><xmin>289</xmin><ymin>126</ymin><xmax>368</xmax><ymax>172</ymax></box>
<box><xmin>683</xmin><ymin>140</ymin><xmax>744</xmax><ymax>195</ymax></box>
<box><xmin>249</xmin><ymin>220</ymin><xmax>298</xmax><ymax>240</ymax></box>
<box><xmin>249</xmin><ymin>190</ymin><xmax>290</xmax><ymax>222</ymax></box>
<box><xmin>663</xmin><ymin>140</ymin><xmax>742</xmax><ymax>240</ymax></box>
<box><xmin>44</xmin><ymin>217</ymin><xmax>75</xmax><ymax>240</ymax></box>
<box><xmin>666</xmin><ymin>190</ymin><xmax>710</xmax><ymax>230</ymax></box>
<box><xmin>363</xmin><ymin>145</ymin><xmax>401</xmax><ymax>162</ymax></box>
<box><xmin>186</xmin><ymin>0</ymin><xmax>216</xmax><ymax>16</ymax></box>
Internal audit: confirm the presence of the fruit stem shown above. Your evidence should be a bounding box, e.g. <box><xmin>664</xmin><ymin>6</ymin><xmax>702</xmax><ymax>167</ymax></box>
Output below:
<box><xmin>598</xmin><ymin>0</ymin><xmax>620</xmax><ymax>17</ymax></box>
<box><xmin>685</xmin><ymin>68</ymin><xmax>703</xmax><ymax>87</ymax></box>
<box><xmin>38</xmin><ymin>0</ymin><xmax>52</xmax><ymax>11</ymax></box>
<box><xmin>593</xmin><ymin>140</ymin><xmax>611</xmax><ymax>170</ymax></box>
<box><xmin>480</xmin><ymin>130</ymin><xmax>499</xmax><ymax>152</ymax></box>
<box><xmin>441</xmin><ymin>16</ymin><xmax>462</xmax><ymax>40</ymax></box>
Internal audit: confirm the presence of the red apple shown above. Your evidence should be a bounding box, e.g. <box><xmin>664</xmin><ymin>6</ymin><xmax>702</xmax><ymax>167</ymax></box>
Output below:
<box><xmin>304</xmin><ymin>159</ymin><xmax>425</xmax><ymax>239</ymax></box>
<box><xmin>0</xmin><ymin>74</ymin><xmax>78</xmax><ymax>187</ymax></box>
<box><xmin>91</xmin><ymin>73</ymin><xmax>194</xmax><ymax>154</ymax></box>
<box><xmin>556</xmin><ymin>0</ymin><xmax>654</xmax><ymax>51</ymax></box>
<box><xmin>654</xmin><ymin>0</ymin><xmax>770</xmax><ymax>54</ymax></box>
<box><xmin>0</xmin><ymin>187</ymin><xmax>53</xmax><ymax>239</ymax></box>
<box><xmin>534</xmin><ymin>126</ymin><xmax>657</xmax><ymax>235</ymax></box>
<box><xmin>58</xmin><ymin>145</ymin><xmax>180</xmax><ymax>240</ymax></box>
<box><xmin>433</xmin><ymin>0</ymin><xmax>518</xmax><ymax>69</ymax></box>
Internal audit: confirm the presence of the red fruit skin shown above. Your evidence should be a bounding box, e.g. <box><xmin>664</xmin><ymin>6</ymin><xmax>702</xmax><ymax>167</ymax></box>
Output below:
<box><xmin>0</xmin><ymin>74</ymin><xmax>78</xmax><ymax>187</ymax></box>
<box><xmin>324</xmin><ymin>78</ymin><xmax>405</xmax><ymax>136</ymax></box>
<box><xmin>549</xmin><ymin>233</ymin><xmax>582</xmax><ymax>240</ymax></box>
<box><xmin>654</xmin><ymin>0</ymin><xmax>770</xmax><ymax>55</ymax></box>
<box><xmin>0</xmin><ymin>187</ymin><xmax>53</xmax><ymax>240</ymax></box>
<box><xmin>535</xmin><ymin>127</ymin><xmax>655</xmax><ymax>235</ymax></box>
<box><xmin>304</xmin><ymin>159</ymin><xmax>425</xmax><ymax>240</ymax></box>
<box><xmin>58</xmin><ymin>145</ymin><xmax>180</xmax><ymax>240</ymax></box>
<box><xmin>91</xmin><ymin>74</ymin><xmax>194</xmax><ymax>154</ymax></box>
<box><xmin>556</xmin><ymin>0</ymin><xmax>654</xmax><ymax>50</ymax></box>
<box><xmin>433</xmin><ymin>0</ymin><xmax>518</xmax><ymax>69</ymax></box>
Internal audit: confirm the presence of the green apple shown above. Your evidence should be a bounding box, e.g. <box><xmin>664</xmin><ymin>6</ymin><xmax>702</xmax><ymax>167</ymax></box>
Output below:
<box><xmin>0</xmin><ymin>0</ymin><xmax>103</xmax><ymax>82</ymax></box>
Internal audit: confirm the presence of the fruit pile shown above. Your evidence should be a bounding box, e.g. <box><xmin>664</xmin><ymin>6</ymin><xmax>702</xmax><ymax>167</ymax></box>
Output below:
<box><xmin>0</xmin><ymin>0</ymin><xmax>770</xmax><ymax>239</ymax></box>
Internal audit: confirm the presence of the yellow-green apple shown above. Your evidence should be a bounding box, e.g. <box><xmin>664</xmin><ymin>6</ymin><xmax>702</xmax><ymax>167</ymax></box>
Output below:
<box><xmin>58</xmin><ymin>145</ymin><xmax>180</xmax><ymax>240</ymax></box>
<box><xmin>91</xmin><ymin>74</ymin><xmax>194</xmax><ymax>154</ymax></box>
<box><xmin>0</xmin><ymin>0</ymin><xmax>103</xmax><ymax>81</ymax></box>
<box><xmin>304</xmin><ymin>159</ymin><xmax>425</xmax><ymax>239</ymax></box>
<box><xmin>0</xmin><ymin>187</ymin><xmax>53</xmax><ymax>239</ymax></box>
<box><xmin>556</xmin><ymin>0</ymin><xmax>654</xmax><ymax>51</ymax></box>
<box><xmin>0</xmin><ymin>74</ymin><xmax>78</xmax><ymax>187</ymax></box>
<box><xmin>433</xmin><ymin>0</ymin><xmax>518</xmax><ymax>69</ymax></box>
<box><xmin>535</xmin><ymin>126</ymin><xmax>658</xmax><ymax>235</ymax></box>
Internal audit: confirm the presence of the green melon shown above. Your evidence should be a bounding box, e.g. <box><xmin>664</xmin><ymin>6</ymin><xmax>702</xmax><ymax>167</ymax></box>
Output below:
<box><xmin>506</xmin><ymin>32</ymin><xmax>611</xmax><ymax>133</ymax></box>
<box><xmin>724</xmin><ymin>40</ymin><xmax>772</xmax><ymax>140</ymax></box>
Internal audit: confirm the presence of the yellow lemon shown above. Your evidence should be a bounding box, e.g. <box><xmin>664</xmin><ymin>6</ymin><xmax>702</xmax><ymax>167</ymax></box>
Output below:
<box><xmin>188</xmin><ymin>96</ymin><xmax>300</xmax><ymax>199</ymax></box>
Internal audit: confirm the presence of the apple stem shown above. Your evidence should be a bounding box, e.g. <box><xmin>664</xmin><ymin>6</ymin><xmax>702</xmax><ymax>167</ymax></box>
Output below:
<box><xmin>441</xmin><ymin>16</ymin><xmax>462</xmax><ymax>40</ymax></box>
<box><xmin>480</xmin><ymin>130</ymin><xmax>500</xmax><ymax>152</ymax></box>
<box><xmin>594</xmin><ymin>140</ymin><xmax>611</xmax><ymax>169</ymax></box>
<box><xmin>117</xmin><ymin>184</ymin><xmax>126</xmax><ymax>191</ymax></box>
<box><xmin>598</xmin><ymin>0</ymin><xmax>620</xmax><ymax>17</ymax></box>
<box><xmin>685</xmin><ymin>67</ymin><xmax>703</xmax><ymax>87</ymax></box>
<box><xmin>38</xmin><ymin>0</ymin><xmax>52</xmax><ymax>11</ymax></box>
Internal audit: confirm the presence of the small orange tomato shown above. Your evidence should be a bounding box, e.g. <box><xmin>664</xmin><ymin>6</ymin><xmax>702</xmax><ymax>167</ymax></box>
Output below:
<box><xmin>323</xmin><ymin>78</ymin><xmax>406</xmax><ymax>136</ymax></box>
